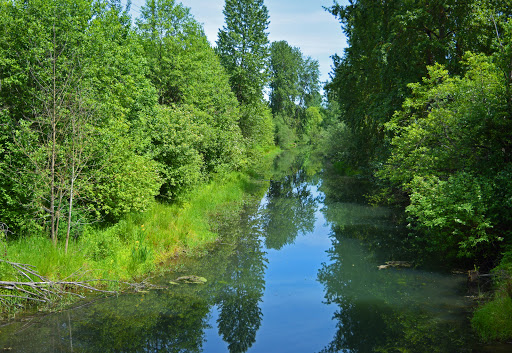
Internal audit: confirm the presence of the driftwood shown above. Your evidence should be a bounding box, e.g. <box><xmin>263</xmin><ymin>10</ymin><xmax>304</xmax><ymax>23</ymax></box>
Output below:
<box><xmin>377</xmin><ymin>261</ymin><xmax>412</xmax><ymax>270</ymax></box>
<box><xmin>0</xmin><ymin>259</ymin><xmax>116</xmax><ymax>307</ymax></box>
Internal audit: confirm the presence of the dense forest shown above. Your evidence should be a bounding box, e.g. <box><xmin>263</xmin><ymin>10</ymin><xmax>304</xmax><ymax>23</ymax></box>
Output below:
<box><xmin>1</xmin><ymin>0</ymin><xmax>512</xmax><ymax>344</ymax></box>
<box><xmin>0</xmin><ymin>0</ymin><xmax>325</xmax><ymax>313</ymax></box>
<box><xmin>0</xmin><ymin>0</ymin><xmax>325</xmax><ymax>239</ymax></box>
<box><xmin>325</xmin><ymin>0</ymin><xmax>512</xmax><ymax>341</ymax></box>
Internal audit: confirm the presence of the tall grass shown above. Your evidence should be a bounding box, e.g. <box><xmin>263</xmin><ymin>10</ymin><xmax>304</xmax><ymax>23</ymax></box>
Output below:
<box><xmin>3</xmin><ymin>160</ymin><xmax>276</xmax><ymax>282</ymax></box>
<box><xmin>1</xmin><ymin>148</ymin><xmax>279</xmax><ymax>318</ymax></box>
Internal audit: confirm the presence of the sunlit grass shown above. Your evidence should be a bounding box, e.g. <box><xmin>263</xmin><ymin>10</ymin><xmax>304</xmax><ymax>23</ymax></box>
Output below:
<box><xmin>1</xmin><ymin>149</ymin><xmax>278</xmax><ymax>318</ymax></box>
<box><xmin>3</xmin><ymin>166</ymin><xmax>274</xmax><ymax>283</ymax></box>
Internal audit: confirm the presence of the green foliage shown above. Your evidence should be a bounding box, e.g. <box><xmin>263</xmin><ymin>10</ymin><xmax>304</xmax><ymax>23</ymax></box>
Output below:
<box><xmin>148</xmin><ymin>105</ymin><xmax>206</xmax><ymax>199</ymax></box>
<box><xmin>216</xmin><ymin>0</ymin><xmax>270</xmax><ymax>105</ymax></box>
<box><xmin>378</xmin><ymin>54</ymin><xmax>511</xmax><ymax>258</ymax></box>
<box><xmin>269</xmin><ymin>41</ymin><xmax>304</xmax><ymax>117</ymax></box>
<box><xmin>472</xmin><ymin>296</ymin><xmax>512</xmax><ymax>343</ymax></box>
<box><xmin>269</xmin><ymin>40</ymin><xmax>322</xmax><ymax>144</ymax></box>
<box><xmin>274</xmin><ymin>113</ymin><xmax>296</xmax><ymax>149</ymax></box>
<box><xmin>83</xmin><ymin>117</ymin><xmax>162</xmax><ymax>221</ymax></box>
<box><xmin>382</xmin><ymin>56</ymin><xmax>507</xmax><ymax>184</ymax></box>
<box><xmin>0</xmin><ymin>0</ymin><xmax>249</xmax><ymax>237</ymax></box>
<box><xmin>136</xmin><ymin>0</ymin><xmax>245</xmax><ymax>184</ymax></box>
<box><xmin>136</xmin><ymin>0</ymin><xmax>204</xmax><ymax>105</ymax></box>
<box><xmin>325</xmin><ymin>0</ymin><xmax>503</xmax><ymax>169</ymax></box>
<box><xmin>239</xmin><ymin>101</ymin><xmax>275</xmax><ymax>152</ymax></box>
<box><xmin>406</xmin><ymin>174</ymin><xmax>494</xmax><ymax>257</ymax></box>
<box><xmin>302</xmin><ymin>106</ymin><xmax>323</xmax><ymax>144</ymax></box>
<box><xmin>0</xmin><ymin>0</ymin><xmax>162</xmax><ymax>239</ymax></box>
<box><xmin>320</xmin><ymin>121</ymin><xmax>361</xmax><ymax>176</ymax></box>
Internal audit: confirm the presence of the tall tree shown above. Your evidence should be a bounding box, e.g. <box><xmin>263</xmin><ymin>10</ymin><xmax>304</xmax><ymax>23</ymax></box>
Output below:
<box><xmin>269</xmin><ymin>40</ymin><xmax>321</xmax><ymax>146</ymax></box>
<box><xmin>269</xmin><ymin>41</ymin><xmax>303</xmax><ymax>118</ymax></box>
<box><xmin>216</xmin><ymin>0</ymin><xmax>270</xmax><ymax>105</ymax></box>
<box><xmin>325</xmin><ymin>0</ymin><xmax>497</xmax><ymax>170</ymax></box>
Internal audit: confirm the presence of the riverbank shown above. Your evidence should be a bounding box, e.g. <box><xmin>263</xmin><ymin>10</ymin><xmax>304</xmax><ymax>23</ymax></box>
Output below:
<box><xmin>0</xmin><ymin>148</ymin><xmax>280</xmax><ymax>319</ymax></box>
<box><xmin>471</xmin><ymin>253</ymin><xmax>512</xmax><ymax>343</ymax></box>
<box><xmin>1</xmin><ymin>148</ymin><xmax>501</xmax><ymax>352</ymax></box>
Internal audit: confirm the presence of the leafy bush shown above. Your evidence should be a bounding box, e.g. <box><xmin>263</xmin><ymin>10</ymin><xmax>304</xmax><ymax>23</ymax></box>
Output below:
<box><xmin>407</xmin><ymin>173</ymin><xmax>494</xmax><ymax>257</ymax></box>
<box><xmin>472</xmin><ymin>296</ymin><xmax>512</xmax><ymax>342</ymax></box>
<box><xmin>84</xmin><ymin>144</ymin><xmax>162</xmax><ymax>221</ymax></box>
<box><xmin>379</xmin><ymin>54</ymin><xmax>511</xmax><ymax>258</ymax></box>
<box><xmin>147</xmin><ymin>105</ymin><xmax>207</xmax><ymax>199</ymax></box>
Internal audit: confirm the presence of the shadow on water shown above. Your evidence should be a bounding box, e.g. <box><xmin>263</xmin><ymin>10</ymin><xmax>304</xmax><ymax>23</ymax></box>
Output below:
<box><xmin>318</xmin><ymin>170</ymin><xmax>479</xmax><ymax>353</ymax></box>
<box><xmin>0</xmin><ymin>149</ymin><xmax>509</xmax><ymax>352</ymax></box>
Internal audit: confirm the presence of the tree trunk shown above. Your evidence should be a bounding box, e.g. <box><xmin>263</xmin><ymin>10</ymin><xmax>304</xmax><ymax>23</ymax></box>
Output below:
<box><xmin>51</xmin><ymin>23</ymin><xmax>58</xmax><ymax>247</ymax></box>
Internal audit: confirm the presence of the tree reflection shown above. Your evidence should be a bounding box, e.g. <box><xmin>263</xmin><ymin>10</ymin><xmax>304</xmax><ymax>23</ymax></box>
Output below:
<box><xmin>16</xmin><ymin>289</ymin><xmax>212</xmax><ymax>353</ymax></box>
<box><xmin>217</xmin><ymin>290</ymin><xmax>263</xmax><ymax>353</ymax></box>
<box><xmin>215</xmin><ymin>210</ymin><xmax>267</xmax><ymax>353</ymax></box>
<box><xmin>317</xmin><ymin>174</ymin><xmax>477</xmax><ymax>353</ymax></box>
<box><xmin>260</xmin><ymin>170</ymin><xmax>318</xmax><ymax>250</ymax></box>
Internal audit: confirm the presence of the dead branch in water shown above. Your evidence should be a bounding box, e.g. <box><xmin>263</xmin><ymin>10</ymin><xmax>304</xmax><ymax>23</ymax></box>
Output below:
<box><xmin>0</xmin><ymin>259</ymin><xmax>116</xmax><ymax>305</ymax></box>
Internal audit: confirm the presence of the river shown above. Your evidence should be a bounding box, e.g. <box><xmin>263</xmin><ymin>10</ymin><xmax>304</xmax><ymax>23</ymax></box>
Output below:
<box><xmin>0</xmin><ymin>150</ymin><xmax>508</xmax><ymax>352</ymax></box>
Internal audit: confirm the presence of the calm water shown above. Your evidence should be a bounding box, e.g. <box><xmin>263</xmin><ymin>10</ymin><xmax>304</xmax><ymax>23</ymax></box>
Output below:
<box><xmin>0</xmin><ymin>151</ymin><xmax>508</xmax><ymax>352</ymax></box>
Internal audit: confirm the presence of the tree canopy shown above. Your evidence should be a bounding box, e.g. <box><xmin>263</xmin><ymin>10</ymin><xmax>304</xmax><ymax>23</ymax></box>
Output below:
<box><xmin>326</xmin><ymin>0</ymin><xmax>512</xmax><ymax>260</ymax></box>
<box><xmin>216</xmin><ymin>0</ymin><xmax>270</xmax><ymax>105</ymax></box>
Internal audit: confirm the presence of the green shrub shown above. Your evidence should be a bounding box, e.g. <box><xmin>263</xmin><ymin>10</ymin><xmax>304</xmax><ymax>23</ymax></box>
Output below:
<box><xmin>472</xmin><ymin>296</ymin><xmax>512</xmax><ymax>342</ymax></box>
<box><xmin>406</xmin><ymin>173</ymin><xmax>494</xmax><ymax>257</ymax></box>
<box><xmin>82</xmin><ymin>226</ymin><xmax>121</xmax><ymax>262</ymax></box>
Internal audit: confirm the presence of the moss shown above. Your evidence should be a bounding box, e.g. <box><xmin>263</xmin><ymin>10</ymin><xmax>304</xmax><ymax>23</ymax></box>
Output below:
<box><xmin>472</xmin><ymin>296</ymin><xmax>512</xmax><ymax>342</ymax></box>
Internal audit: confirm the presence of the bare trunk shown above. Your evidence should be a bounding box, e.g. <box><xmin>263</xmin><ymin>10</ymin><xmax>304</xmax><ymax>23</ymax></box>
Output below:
<box><xmin>65</xmin><ymin>172</ymin><xmax>75</xmax><ymax>255</ymax></box>
<box><xmin>51</xmin><ymin>23</ymin><xmax>58</xmax><ymax>247</ymax></box>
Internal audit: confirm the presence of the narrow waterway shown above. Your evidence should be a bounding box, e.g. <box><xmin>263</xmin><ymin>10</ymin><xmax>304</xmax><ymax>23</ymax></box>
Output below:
<box><xmin>0</xmin><ymin>151</ymin><xmax>505</xmax><ymax>352</ymax></box>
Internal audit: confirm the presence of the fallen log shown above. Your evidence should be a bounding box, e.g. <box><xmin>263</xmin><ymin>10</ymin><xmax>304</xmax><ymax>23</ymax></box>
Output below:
<box><xmin>0</xmin><ymin>259</ymin><xmax>116</xmax><ymax>305</ymax></box>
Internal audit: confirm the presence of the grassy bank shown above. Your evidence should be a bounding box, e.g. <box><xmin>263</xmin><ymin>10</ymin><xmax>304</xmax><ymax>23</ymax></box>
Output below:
<box><xmin>0</xmin><ymin>148</ymin><xmax>279</xmax><ymax>317</ymax></box>
<box><xmin>471</xmin><ymin>251</ymin><xmax>512</xmax><ymax>343</ymax></box>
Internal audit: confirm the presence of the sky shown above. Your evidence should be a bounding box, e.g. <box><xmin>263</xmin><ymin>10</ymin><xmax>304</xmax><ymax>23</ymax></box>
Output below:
<box><xmin>125</xmin><ymin>0</ymin><xmax>348</xmax><ymax>85</ymax></box>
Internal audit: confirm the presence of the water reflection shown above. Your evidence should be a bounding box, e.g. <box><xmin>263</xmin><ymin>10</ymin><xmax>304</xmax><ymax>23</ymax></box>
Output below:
<box><xmin>317</xmin><ymin>172</ymin><xmax>477</xmax><ymax>353</ymax></box>
<box><xmin>215</xmin><ymin>208</ymin><xmax>267</xmax><ymax>353</ymax></box>
<box><xmin>260</xmin><ymin>170</ymin><xmax>318</xmax><ymax>250</ymax></box>
<box><xmin>0</xmin><ymin>289</ymin><xmax>211</xmax><ymax>353</ymax></box>
<box><xmin>0</xmin><ymin>151</ymin><xmax>492</xmax><ymax>352</ymax></box>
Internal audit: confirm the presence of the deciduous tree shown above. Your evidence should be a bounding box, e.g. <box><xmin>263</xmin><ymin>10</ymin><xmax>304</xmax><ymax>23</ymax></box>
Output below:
<box><xmin>216</xmin><ymin>0</ymin><xmax>270</xmax><ymax>105</ymax></box>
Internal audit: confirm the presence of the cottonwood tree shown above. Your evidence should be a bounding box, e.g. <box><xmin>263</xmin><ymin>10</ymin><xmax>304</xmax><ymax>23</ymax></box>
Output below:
<box><xmin>7</xmin><ymin>0</ymin><xmax>98</xmax><ymax>247</ymax></box>
<box><xmin>216</xmin><ymin>0</ymin><xmax>274</xmax><ymax>150</ymax></box>
<box><xmin>216</xmin><ymin>0</ymin><xmax>270</xmax><ymax>105</ymax></box>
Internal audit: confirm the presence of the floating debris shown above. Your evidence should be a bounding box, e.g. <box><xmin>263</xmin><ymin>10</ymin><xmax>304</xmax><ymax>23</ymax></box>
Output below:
<box><xmin>378</xmin><ymin>261</ymin><xmax>412</xmax><ymax>270</ymax></box>
<box><xmin>170</xmin><ymin>275</ymin><xmax>207</xmax><ymax>284</ymax></box>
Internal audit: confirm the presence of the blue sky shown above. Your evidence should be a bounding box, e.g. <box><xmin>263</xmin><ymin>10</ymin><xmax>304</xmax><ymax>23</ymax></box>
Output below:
<box><xmin>125</xmin><ymin>0</ymin><xmax>348</xmax><ymax>85</ymax></box>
